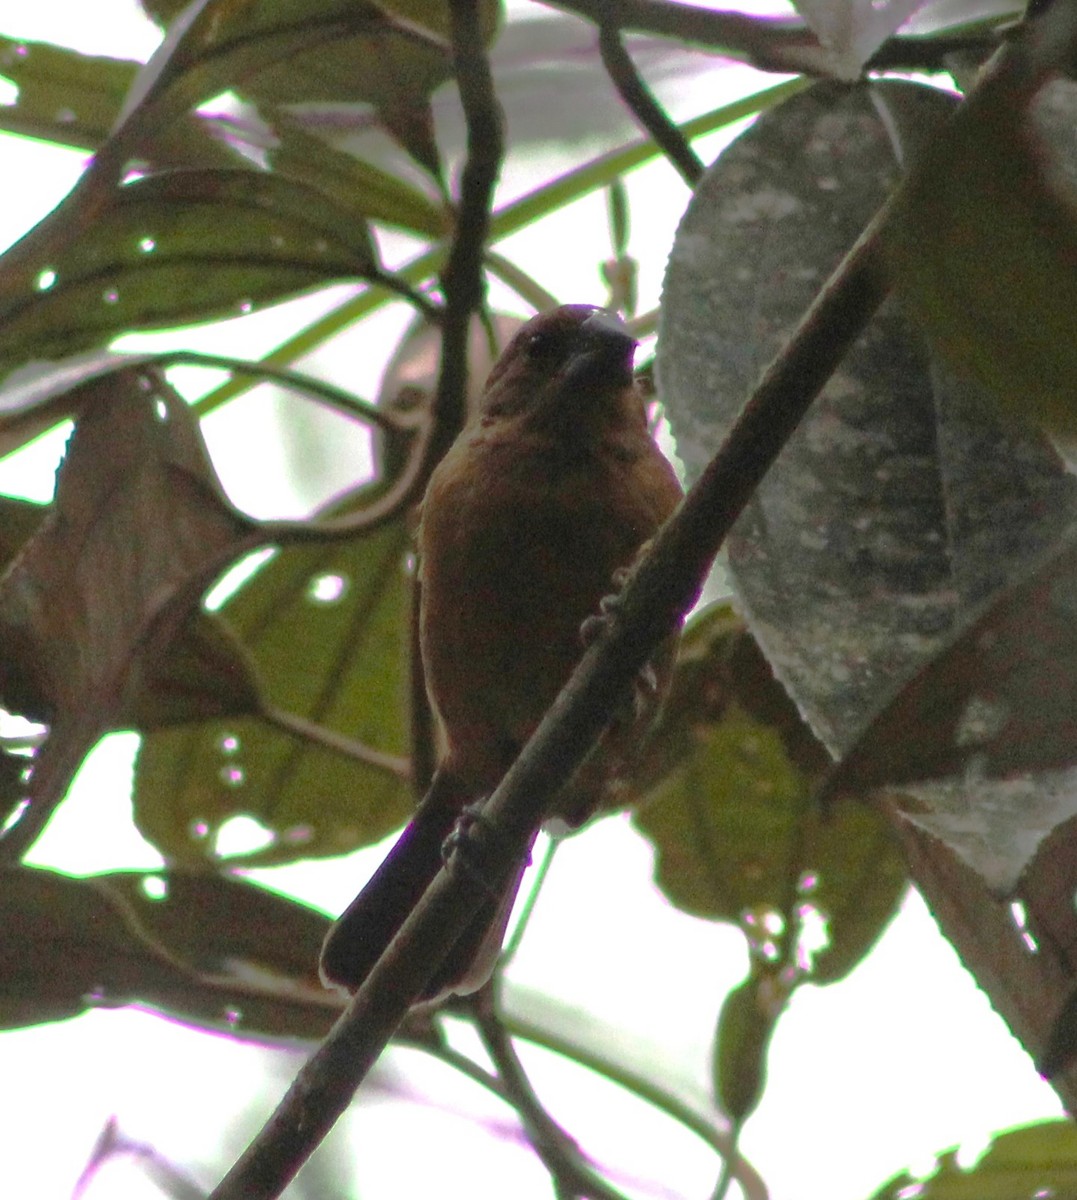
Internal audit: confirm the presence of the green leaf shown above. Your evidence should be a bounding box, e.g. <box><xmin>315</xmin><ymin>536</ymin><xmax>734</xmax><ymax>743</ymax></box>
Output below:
<box><xmin>712</xmin><ymin>974</ymin><xmax>785</xmax><ymax>1123</ymax></box>
<box><xmin>0</xmin><ymin>36</ymin><xmax>136</xmax><ymax>149</ymax></box>
<box><xmin>0</xmin><ymin>864</ymin><xmax>338</xmax><ymax>1039</ymax></box>
<box><xmin>633</xmin><ymin>605</ymin><xmax>907</xmax><ymax>985</ymax></box>
<box><xmin>0</xmin><ymin>167</ymin><xmax>380</xmax><ymax>377</ymax></box>
<box><xmin>132</xmin><ymin>0</ymin><xmax>500</xmax><ymax>175</ymax></box>
<box><xmin>887</xmin><ymin>39</ymin><xmax>1077</xmax><ymax>441</ymax></box>
<box><xmin>870</xmin><ymin>1120</ymin><xmax>1077</xmax><ymax>1199</ymax></box>
<box><xmin>269</xmin><ymin>114</ymin><xmax>449</xmax><ymax>237</ymax></box>
<box><xmin>134</xmin><ymin>495</ymin><xmax>414</xmax><ymax>868</ymax></box>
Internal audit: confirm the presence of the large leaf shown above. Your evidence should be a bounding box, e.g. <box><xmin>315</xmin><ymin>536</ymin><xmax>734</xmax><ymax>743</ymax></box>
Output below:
<box><xmin>633</xmin><ymin>606</ymin><xmax>906</xmax><ymax>986</ymax></box>
<box><xmin>888</xmin><ymin>49</ymin><xmax>1077</xmax><ymax>444</ymax></box>
<box><xmin>0</xmin><ymin>368</ymin><xmax>256</xmax><ymax>849</ymax></box>
<box><xmin>658</xmin><ymin>80</ymin><xmax>1077</xmax><ymax>761</ymax></box>
<box><xmin>133</xmin><ymin>497</ymin><xmax>414</xmax><ymax>868</ymax></box>
<box><xmin>133</xmin><ymin>0</ymin><xmax>501</xmax><ymax>173</ymax></box>
<box><xmin>0</xmin><ymin>167</ymin><xmax>379</xmax><ymax>379</ymax></box>
<box><xmin>830</xmin><ymin>529</ymin><xmax>1077</xmax><ymax>894</ymax></box>
<box><xmin>0</xmin><ymin>35</ymin><xmax>136</xmax><ymax>149</ymax></box>
<box><xmin>0</xmin><ymin>865</ymin><xmax>339</xmax><ymax>1039</ymax></box>
<box><xmin>871</xmin><ymin>1120</ymin><xmax>1077</xmax><ymax>1199</ymax></box>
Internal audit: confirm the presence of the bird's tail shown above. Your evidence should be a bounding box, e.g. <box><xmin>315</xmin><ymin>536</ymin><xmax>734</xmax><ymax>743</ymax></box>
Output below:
<box><xmin>319</xmin><ymin>769</ymin><xmax>531</xmax><ymax>1002</ymax></box>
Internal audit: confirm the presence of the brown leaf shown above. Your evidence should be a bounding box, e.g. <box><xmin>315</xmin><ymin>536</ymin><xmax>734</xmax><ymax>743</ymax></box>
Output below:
<box><xmin>0</xmin><ymin>865</ymin><xmax>340</xmax><ymax>1039</ymax></box>
<box><xmin>0</xmin><ymin>368</ymin><xmax>256</xmax><ymax>851</ymax></box>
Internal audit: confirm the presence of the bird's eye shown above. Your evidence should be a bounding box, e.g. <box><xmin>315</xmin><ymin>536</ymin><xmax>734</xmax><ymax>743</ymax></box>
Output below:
<box><xmin>523</xmin><ymin>329</ymin><xmax>567</xmax><ymax>362</ymax></box>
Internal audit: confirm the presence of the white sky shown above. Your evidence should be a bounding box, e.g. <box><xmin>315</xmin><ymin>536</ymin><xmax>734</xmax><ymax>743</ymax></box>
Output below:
<box><xmin>0</xmin><ymin>2</ymin><xmax>1064</xmax><ymax>1199</ymax></box>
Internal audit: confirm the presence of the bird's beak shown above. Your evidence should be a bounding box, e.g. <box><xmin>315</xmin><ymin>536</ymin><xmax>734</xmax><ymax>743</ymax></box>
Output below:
<box><xmin>561</xmin><ymin>310</ymin><xmax>638</xmax><ymax>392</ymax></box>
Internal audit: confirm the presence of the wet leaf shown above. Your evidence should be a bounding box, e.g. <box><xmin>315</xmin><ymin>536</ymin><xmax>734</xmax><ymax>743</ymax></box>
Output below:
<box><xmin>658</xmin><ymin>80</ymin><xmax>1077</xmax><ymax>760</ymax></box>
<box><xmin>134</xmin><ymin>493</ymin><xmax>413</xmax><ymax>869</ymax></box>
<box><xmin>870</xmin><ymin>1120</ymin><xmax>1077</xmax><ymax>1199</ymax></box>
<box><xmin>633</xmin><ymin>606</ymin><xmax>907</xmax><ymax>985</ymax></box>
<box><xmin>0</xmin><ymin>167</ymin><xmax>379</xmax><ymax>379</ymax></box>
<box><xmin>0</xmin><ymin>368</ymin><xmax>255</xmax><ymax>846</ymax></box>
<box><xmin>0</xmin><ymin>864</ymin><xmax>339</xmax><ymax>1039</ymax></box>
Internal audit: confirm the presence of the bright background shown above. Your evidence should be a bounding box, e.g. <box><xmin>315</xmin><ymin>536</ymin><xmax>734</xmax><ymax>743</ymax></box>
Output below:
<box><xmin>0</xmin><ymin>2</ymin><xmax>1063</xmax><ymax>1198</ymax></box>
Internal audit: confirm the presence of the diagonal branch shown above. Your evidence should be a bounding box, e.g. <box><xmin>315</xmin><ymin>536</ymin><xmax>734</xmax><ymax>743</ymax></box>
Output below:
<box><xmin>206</xmin><ymin>194</ymin><xmax>891</xmax><ymax>1200</ymax></box>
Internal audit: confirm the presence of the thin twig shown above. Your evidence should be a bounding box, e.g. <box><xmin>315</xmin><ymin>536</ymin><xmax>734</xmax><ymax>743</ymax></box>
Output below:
<box><xmin>159</xmin><ymin>351</ymin><xmax>423</xmax><ymax>434</ymax></box>
<box><xmin>467</xmin><ymin>985</ymin><xmax>631</xmax><ymax>1200</ymax></box>
<box><xmin>597</xmin><ymin>20</ymin><xmax>703</xmax><ymax>187</ymax></box>
<box><xmin>484</xmin><ymin>250</ymin><xmax>561</xmax><ymax>314</ymax></box>
<box><xmin>503</xmin><ymin>1008</ymin><xmax>770</xmax><ymax>1199</ymax></box>
<box><xmin>261</xmin><ymin>705</ymin><xmax>411</xmax><ymax>779</ymax></box>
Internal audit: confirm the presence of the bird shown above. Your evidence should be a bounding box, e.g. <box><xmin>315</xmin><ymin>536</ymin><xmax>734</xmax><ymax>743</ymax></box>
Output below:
<box><xmin>319</xmin><ymin>304</ymin><xmax>684</xmax><ymax>1001</ymax></box>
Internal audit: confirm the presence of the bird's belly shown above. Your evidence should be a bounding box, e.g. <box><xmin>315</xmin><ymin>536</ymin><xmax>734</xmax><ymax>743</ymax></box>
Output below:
<box><xmin>419</xmin><ymin>449</ymin><xmax>650</xmax><ymax>785</ymax></box>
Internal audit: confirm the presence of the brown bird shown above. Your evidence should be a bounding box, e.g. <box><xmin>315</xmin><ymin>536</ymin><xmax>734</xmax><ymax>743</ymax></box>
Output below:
<box><xmin>319</xmin><ymin>304</ymin><xmax>683</xmax><ymax>1000</ymax></box>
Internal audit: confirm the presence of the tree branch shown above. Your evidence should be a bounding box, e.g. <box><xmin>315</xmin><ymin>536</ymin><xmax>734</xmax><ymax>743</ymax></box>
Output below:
<box><xmin>467</xmin><ymin>984</ymin><xmax>630</xmax><ymax>1200</ymax></box>
<box><xmin>207</xmin><ymin>187</ymin><xmax>891</xmax><ymax>1200</ymax></box>
<box><xmin>597</xmin><ymin>18</ymin><xmax>704</xmax><ymax>188</ymax></box>
<box><xmin>431</xmin><ymin>0</ymin><xmax>505</xmax><ymax>464</ymax></box>
<box><xmin>544</xmin><ymin>0</ymin><xmax>1002</xmax><ymax>76</ymax></box>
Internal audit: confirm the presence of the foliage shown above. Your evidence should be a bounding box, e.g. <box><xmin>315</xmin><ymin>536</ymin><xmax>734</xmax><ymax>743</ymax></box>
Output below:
<box><xmin>0</xmin><ymin>0</ymin><xmax>1074</xmax><ymax>1197</ymax></box>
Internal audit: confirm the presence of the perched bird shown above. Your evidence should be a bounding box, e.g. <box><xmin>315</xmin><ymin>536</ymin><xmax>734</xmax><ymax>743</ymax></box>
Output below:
<box><xmin>319</xmin><ymin>304</ymin><xmax>683</xmax><ymax>1000</ymax></box>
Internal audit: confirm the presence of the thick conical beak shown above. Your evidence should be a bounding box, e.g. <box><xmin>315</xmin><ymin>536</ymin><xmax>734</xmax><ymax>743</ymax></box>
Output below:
<box><xmin>561</xmin><ymin>309</ymin><xmax>638</xmax><ymax>392</ymax></box>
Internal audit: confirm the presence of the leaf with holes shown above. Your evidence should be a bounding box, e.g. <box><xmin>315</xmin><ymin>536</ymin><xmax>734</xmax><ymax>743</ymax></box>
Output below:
<box><xmin>0</xmin><ymin>168</ymin><xmax>380</xmax><ymax>380</ymax></box>
<box><xmin>633</xmin><ymin>606</ymin><xmax>906</xmax><ymax>985</ymax></box>
<box><xmin>0</xmin><ymin>36</ymin><xmax>136</xmax><ymax>149</ymax></box>
<box><xmin>134</xmin><ymin>494</ymin><xmax>414</xmax><ymax>869</ymax></box>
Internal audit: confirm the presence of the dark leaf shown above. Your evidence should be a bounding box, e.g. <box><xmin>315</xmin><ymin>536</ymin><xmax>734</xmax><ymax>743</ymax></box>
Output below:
<box><xmin>712</xmin><ymin>973</ymin><xmax>786</xmax><ymax>1123</ymax></box>
<box><xmin>0</xmin><ymin>864</ymin><xmax>339</xmax><ymax>1039</ymax></box>
<box><xmin>0</xmin><ymin>167</ymin><xmax>379</xmax><ymax>379</ymax></box>
<box><xmin>658</xmin><ymin>80</ymin><xmax>1077</xmax><ymax>761</ymax></box>
<box><xmin>269</xmin><ymin>114</ymin><xmax>448</xmax><ymax>237</ymax></box>
<box><xmin>0</xmin><ymin>36</ymin><xmax>136</xmax><ymax>149</ymax></box>
<box><xmin>831</xmin><ymin>529</ymin><xmax>1077</xmax><ymax>895</ymax></box>
<box><xmin>0</xmin><ymin>368</ymin><xmax>255</xmax><ymax>846</ymax></box>
<box><xmin>133</xmin><ymin>0</ymin><xmax>500</xmax><ymax>174</ymax></box>
<box><xmin>633</xmin><ymin>606</ymin><xmax>906</xmax><ymax>985</ymax></box>
<box><xmin>887</xmin><ymin>64</ymin><xmax>1077</xmax><ymax>443</ymax></box>
<box><xmin>121</xmin><ymin>611</ymin><xmax>263</xmax><ymax>729</ymax></box>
